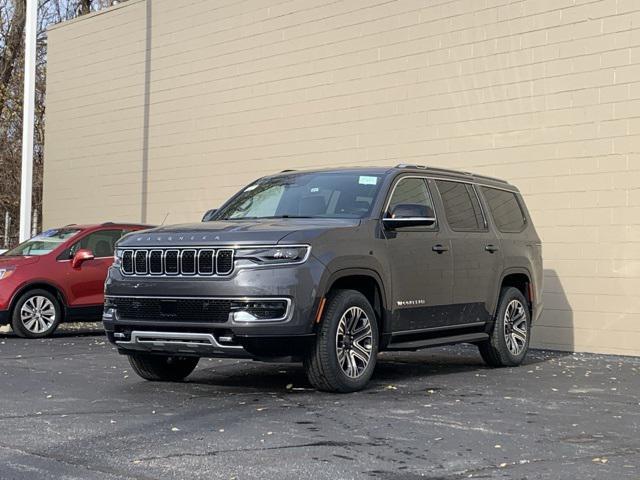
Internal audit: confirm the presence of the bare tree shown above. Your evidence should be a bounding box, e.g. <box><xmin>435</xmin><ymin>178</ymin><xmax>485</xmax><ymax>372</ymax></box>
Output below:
<box><xmin>0</xmin><ymin>0</ymin><xmax>118</xmax><ymax>247</ymax></box>
<box><xmin>0</xmin><ymin>0</ymin><xmax>25</xmax><ymax>120</ymax></box>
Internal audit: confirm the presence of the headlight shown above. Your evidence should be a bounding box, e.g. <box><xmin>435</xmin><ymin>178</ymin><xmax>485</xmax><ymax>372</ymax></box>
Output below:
<box><xmin>113</xmin><ymin>249</ymin><xmax>123</xmax><ymax>268</ymax></box>
<box><xmin>235</xmin><ymin>246</ymin><xmax>310</xmax><ymax>266</ymax></box>
<box><xmin>0</xmin><ymin>267</ymin><xmax>15</xmax><ymax>280</ymax></box>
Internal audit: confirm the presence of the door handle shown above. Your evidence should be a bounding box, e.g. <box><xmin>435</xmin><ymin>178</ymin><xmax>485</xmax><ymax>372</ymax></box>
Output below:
<box><xmin>485</xmin><ymin>244</ymin><xmax>499</xmax><ymax>253</ymax></box>
<box><xmin>432</xmin><ymin>244</ymin><xmax>449</xmax><ymax>254</ymax></box>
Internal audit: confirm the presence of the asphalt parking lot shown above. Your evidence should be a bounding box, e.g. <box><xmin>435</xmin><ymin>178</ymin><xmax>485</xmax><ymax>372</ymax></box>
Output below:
<box><xmin>0</xmin><ymin>325</ymin><xmax>638</xmax><ymax>480</ymax></box>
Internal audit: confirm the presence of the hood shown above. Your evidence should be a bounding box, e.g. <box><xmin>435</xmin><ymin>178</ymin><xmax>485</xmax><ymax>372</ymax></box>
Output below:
<box><xmin>118</xmin><ymin>218</ymin><xmax>361</xmax><ymax>247</ymax></box>
<box><xmin>0</xmin><ymin>255</ymin><xmax>41</xmax><ymax>268</ymax></box>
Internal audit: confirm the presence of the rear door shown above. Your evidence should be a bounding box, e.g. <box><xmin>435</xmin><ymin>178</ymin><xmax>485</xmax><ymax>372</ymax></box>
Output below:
<box><xmin>383</xmin><ymin>176</ymin><xmax>454</xmax><ymax>332</ymax></box>
<box><xmin>433</xmin><ymin>180</ymin><xmax>503</xmax><ymax>326</ymax></box>
<box><xmin>60</xmin><ymin>229</ymin><xmax>125</xmax><ymax>306</ymax></box>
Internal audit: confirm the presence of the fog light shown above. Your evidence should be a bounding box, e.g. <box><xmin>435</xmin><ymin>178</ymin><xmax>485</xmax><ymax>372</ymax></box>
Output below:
<box><xmin>103</xmin><ymin>307</ymin><xmax>116</xmax><ymax>319</ymax></box>
<box><xmin>230</xmin><ymin>300</ymin><xmax>289</xmax><ymax>322</ymax></box>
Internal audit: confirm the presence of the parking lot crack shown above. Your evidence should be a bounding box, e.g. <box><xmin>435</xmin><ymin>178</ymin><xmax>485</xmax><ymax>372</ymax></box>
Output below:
<box><xmin>137</xmin><ymin>440</ymin><xmax>385</xmax><ymax>462</ymax></box>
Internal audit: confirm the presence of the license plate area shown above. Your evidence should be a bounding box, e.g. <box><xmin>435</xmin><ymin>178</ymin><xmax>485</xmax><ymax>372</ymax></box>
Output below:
<box><xmin>159</xmin><ymin>300</ymin><xmax>178</xmax><ymax>317</ymax></box>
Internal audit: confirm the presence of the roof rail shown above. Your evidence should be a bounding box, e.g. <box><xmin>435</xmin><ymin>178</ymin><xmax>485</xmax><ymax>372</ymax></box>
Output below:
<box><xmin>101</xmin><ymin>222</ymin><xmax>115</xmax><ymax>225</ymax></box>
<box><xmin>395</xmin><ymin>163</ymin><xmax>427</xmax><ymax>169</ymax></box>
<box><xmin>280</xmin><ymin>169</ymin><xmax>297</xmax><ymax>173</ymax></box>
<box><xmin>395</xmin><ymin>164</ymin><xmax>509</xmax><ymax>184</ymax></box>
<box><xmin>64</xmin><ymin>223</ymin><xmax>77</xmax><ymax>226</ymax></box>
<box><xmin>467</xmin><ymin>173</ymin><xmax>509</xmax><ymax>184</ymax></box>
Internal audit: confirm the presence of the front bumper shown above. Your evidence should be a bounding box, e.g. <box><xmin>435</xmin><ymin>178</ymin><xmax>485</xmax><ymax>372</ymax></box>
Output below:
<box><xmin>112</xmin><ymin>330</ymin><xmax>253</xmax><ymax>359</ymax></box>
<box><xmin>103</xmin><ymin>257</ymin><xmax>326</xmax><ymax>356</ymax></box>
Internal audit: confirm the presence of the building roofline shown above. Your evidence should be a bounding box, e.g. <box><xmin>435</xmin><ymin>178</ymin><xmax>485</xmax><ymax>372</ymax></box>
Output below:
<box><xmin>48</xmin><ymin>0</ymin><xmax>144</xmax><ymax>32</ymax></box>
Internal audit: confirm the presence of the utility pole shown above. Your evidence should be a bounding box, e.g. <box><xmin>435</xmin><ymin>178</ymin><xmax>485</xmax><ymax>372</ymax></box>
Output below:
<box><xmin>19</xmin><ymin>0</ymin><xmax>38</xmax><ymax>242</ymax></box>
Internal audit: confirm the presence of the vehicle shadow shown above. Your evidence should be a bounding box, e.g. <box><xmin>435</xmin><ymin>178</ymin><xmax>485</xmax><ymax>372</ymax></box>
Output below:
<box><xmin>188</xmin><ymin>345</ymin><xmax>572</xmax><ymax>391</ymax></box>
<box><xmin>531</xmin><ymin>269</ymin><xmax>574</xmax><ymax>352</ymax></box>
<box><xmin>0</xmin><ymin>323</ymin><xmax>104</xmax><ymax>339</ymax></box>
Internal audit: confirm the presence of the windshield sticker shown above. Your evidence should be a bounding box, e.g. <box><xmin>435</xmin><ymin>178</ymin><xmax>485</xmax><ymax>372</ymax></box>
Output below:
<box><xmin>359</xmin><ymin>176</ymin><xmax>378</xmax><ymax>186</ymax></box>
<box><xmin>310</xmin><ymin>187</ymin><xmax>319</xmax><ymax>193</ymax></box>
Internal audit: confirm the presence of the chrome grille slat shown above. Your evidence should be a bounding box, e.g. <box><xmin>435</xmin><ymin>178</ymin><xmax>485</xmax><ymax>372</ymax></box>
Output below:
<box><xmin>165</xmin><ymin>250</ymin><xmax>179</xmax><ymax>275</ymax></box>
<box><xmin>149</xmin><ymin>250</ymin><xmax>163</xmax><ymax>275</ymax></box>
<box><xmin>216</xmin><ymin>249</ymin><xmax>234</xmax><ymax>275</ymax></box>
<box><xmin>181</xmin><ymin>250</ymin><xmax>197</xmax><ymax>275</ymax></box>
<box><xmin>134</xmin><ymin>250</ymin><xmax>148</xmax><ymax>275</ymax></box>
<box><xmin>121</xmin><ymin>248</ymin><xmax>234</xmax><ymax>277</ymax></box>
<box><xmin>122</xmin><ymin>251</ymin><xmax>134</xmax><ymax>274</ymax></box>
<box><xmin>197</xmin><ymin>249</ymin><xmax>215</xmax><ymax>275</ymax></box>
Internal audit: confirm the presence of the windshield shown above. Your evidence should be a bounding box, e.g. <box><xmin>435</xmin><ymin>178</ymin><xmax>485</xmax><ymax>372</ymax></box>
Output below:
<box><xmin>215</xmin><ymin>172</ymin><xmax>384</xmax><ymax>220</ymax></box>
<box><xmin>4</xmin><ymin>228</ymin><xmax>81</xmax><ymax>256</ymax></box>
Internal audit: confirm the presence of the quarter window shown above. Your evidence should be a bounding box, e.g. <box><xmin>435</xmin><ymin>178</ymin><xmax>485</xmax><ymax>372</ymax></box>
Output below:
<box><xmin>481</xmin><ymin>187</ymin><xmax>526</xmax><ymax>233</ymax></box>
<box><xmin>386</xmin><ymin>178</ymin><xmax>436</xmax><ymax>222</ymax></box>
<box><xmin>435</xmin><ymin>180</ymin><xmax>486</xmax><ymax>232</ymax></box>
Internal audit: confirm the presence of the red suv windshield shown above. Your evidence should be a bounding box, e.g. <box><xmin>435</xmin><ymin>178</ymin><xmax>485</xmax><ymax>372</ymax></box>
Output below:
<box><xmin>4</xmin><ymin>228</ymin><xmax>82</xmax><ymax>256</ymax></box>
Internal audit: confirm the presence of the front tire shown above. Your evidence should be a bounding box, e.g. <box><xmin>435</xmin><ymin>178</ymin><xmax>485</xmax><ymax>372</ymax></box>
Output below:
<box><xmin>128</xmin><ymin>354</ymin><xmax>199</xmax><ymax>382</ymax></box>
<box><xmin>11</xmin><ymin>289</ymin><xmax>62</xmax><ymax>338</ymax></box>
<box><xmin>479</xmin><ymin>287</ymin><xmax>531</xmax><ymax>367</ymax></box>
<box><xmin>304</xmin><ymin>289</ymin><xmax>379</xmax><ymax>393</ymax></box>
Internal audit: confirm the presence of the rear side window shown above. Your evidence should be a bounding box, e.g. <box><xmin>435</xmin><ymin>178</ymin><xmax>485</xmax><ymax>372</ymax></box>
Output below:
<box><xmin>481</xmin><ymin>187</ymin><xmax>527</xmax><ymax>233</ymax></box>
<box><xmin>435</xmin><ymin>180</ymin><xmax>486</xmax><ymax>232</ymax></box>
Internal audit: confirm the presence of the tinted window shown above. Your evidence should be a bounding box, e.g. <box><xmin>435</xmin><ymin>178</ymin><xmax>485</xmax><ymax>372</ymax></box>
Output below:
<box><xmin>69</xmin><ymin>230</ymin><xmax>124</xmax><ymax>258</ymax></box>
<box><xmin>216</xmin><ymin>172</ymin><xmax>383</xmax><ymax>220</ymax></box>
<box><xmin>482</xmin><ymin>187</ymin><xmax>526</xmax><ymax>233</ymax></box>
<box><xmin>435</xmin><ymin>180</ymin><xmax>485</xmax><ymax>231</ymax></box>
<box><xmin>387</xmin><ymin>177</ymin><xmax>436</xmax><ymax>220</ymax></box>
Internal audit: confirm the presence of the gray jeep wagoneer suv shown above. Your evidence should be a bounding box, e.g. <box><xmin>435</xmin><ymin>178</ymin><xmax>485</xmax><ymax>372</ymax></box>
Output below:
<box><xmin>103</xmin><ymin>165</ymin><xmax>543</xmax><ymax>392</ymax></box>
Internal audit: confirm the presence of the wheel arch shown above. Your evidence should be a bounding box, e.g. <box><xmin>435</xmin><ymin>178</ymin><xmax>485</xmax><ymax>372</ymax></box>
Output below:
<box><xmin>9</xmin><ymin>281</ymin><xmax>68</xmax><ymax>319</ymax></box>
<box><xmin>494</xmin><ymin>268</ymin><xmax>533</xmax><ymax>318</ymax></box>
<box><xmin>321</xmin><ymin>268</ymin><xmax>390</xmax><ymax>341</ymax></box>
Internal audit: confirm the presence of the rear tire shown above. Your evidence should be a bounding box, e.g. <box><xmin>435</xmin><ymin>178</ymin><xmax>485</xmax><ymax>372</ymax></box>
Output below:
<box><xmin>479</xmin><ymin>287</ymin><xmax>531</xmax><ymax>367</ymax></box>
<box><xmin>128</xmin><ymin>354</ymin><xmax>199</xmax><ymax>381</ymax></box>
<box><xmin>304</xmin><ymin>289</ymin><xmax>379</xmax><ymax>393</ymax></box>
<box><xmin>11</xmin><ymin>289</ymin><xmax>62</xmax><ymax>339</ymax></box>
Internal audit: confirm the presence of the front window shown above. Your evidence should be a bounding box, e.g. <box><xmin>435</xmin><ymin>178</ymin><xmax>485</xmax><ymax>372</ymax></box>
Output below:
<box><xmin>67</xmin><ymin>229</ymin><xmax>125</xmax><ymax>258</ymax></box>
<box><xmin>215</xmin><ymin>172</ymin><xmax>384</xmax><ymax>220</ymax></box>
<box><xmin>4</xmin><ymin>229</ymin><xmax>81</xmax><ymax>256</ymax></box>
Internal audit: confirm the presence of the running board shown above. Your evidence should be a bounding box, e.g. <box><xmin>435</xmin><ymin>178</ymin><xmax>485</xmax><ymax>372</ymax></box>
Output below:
<box><xmin>385</xmin><ymin>332</ymin><xmax>489</xmax><ymax>351</ymax></box>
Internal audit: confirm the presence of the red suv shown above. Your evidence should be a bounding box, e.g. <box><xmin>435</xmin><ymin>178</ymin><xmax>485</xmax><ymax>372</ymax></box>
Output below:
<box><xmin>0</xmin><ymin>223</ymin><xmax>149</xmax><ymax>338</ymax></box>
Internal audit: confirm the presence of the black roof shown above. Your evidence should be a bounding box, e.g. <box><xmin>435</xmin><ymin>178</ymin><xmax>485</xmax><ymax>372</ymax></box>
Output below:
<box><xmin>272</xmin><ymin>164</ymin><xmax>515</xmax><ymax>190</ymax></box>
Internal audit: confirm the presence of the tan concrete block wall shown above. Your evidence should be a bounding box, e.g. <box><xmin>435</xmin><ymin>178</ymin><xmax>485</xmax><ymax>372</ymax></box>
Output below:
<box><xmin>44</xmin><ymin>0</ymin><xmax>640</xmax><ymax>356</ymax></box>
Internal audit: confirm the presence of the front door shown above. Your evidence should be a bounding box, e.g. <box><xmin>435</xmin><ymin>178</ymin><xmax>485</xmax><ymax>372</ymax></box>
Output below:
<box><xmin>433</xmin><ymin>180</ymin><xmax>503</xmax><ymax>326</ymax></box>
<box><xmin>383</xmin><ymin>177</ymin><xmax>453</xmax><ymax>333</ymax></box>
<box><xmin>60</xmin><ymin>229</ymin><xmax>124</xmax><ymax>306</ymax></box>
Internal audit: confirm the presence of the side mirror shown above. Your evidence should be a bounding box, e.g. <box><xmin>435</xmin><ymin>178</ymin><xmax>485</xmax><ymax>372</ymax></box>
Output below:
<box><xmin>72</xmin><ymin>249</ymin><xmax>94</xmax><ymax>268</ymax></box>
<box><xmin>383</xmin><ymin>204</ymin><xmax>436</xmax><ymax>229</ymax></box>
<box><xmin>202</xmin><ymin>208</ymin><xmax>218</xmax><ymax>222</ymax></box>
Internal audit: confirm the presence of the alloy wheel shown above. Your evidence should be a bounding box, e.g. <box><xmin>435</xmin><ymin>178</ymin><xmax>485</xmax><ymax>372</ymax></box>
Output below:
<box><xmin>20</xmin><ymin>296</ymin><xmax>57</xmax><ymax>334</ymax></box>
<box><xmin>503</xmin><ymin>299</ymin><xmax>527</xmax><ymax>356</ymax></box>
<box><xmin>335</xmin><ymin>306</ymin><xmax>373</xmax><ymax>378</ymax></box>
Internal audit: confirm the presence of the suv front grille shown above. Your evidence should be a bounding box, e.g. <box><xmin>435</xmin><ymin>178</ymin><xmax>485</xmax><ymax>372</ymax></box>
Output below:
<box><xmin>120</xmin><ymin>248</ymin><xmax>235</xmax><ymax>277</ymax></box>
<box><xmin>109</xmin><ymin>297</ymin><xmax>231</xmax><ymax>323</ymax></box>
